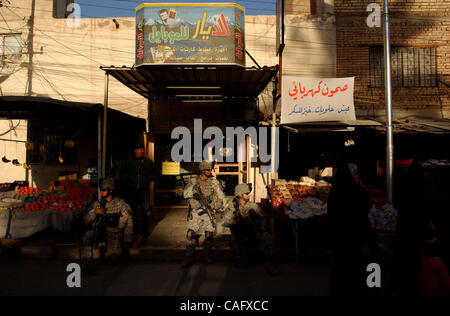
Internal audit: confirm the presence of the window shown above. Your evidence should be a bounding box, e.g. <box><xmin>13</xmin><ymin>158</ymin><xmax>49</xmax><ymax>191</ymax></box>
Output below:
<box><xmin>53</xmin><ymin>0</ymin><xmax>74</xmax><ymax>18</ymax></box>
<box><xmin>0</xmin><ymin>34</ymin><xmax>22</xmax><ymax>65</ymax></box>
<box><xmin>370</xmin><ymin>46</ymin><xmax>437</xmax><ymax>87</ymax></box>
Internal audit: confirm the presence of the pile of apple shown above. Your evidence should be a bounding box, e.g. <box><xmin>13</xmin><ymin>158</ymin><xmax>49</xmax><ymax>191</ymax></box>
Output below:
<box><xmin>15</xmin><ymin>187</ymin><xmax>44</xmax><ymax>194</ymax></box>
<box><xmin>18</xmin><ymin>187</ymin><xmax>97</xmax><ymax>212</ymax></box>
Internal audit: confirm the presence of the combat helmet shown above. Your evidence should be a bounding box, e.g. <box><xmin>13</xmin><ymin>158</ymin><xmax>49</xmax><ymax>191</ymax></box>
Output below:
<box><xmin>199</xmin><ymin>160</ymin><xmax>214</xmax><ymax>171</ymax></box>
<box><xmin>101</xmin><ymin>177</ymin><xmax>115</xmax><ymax>190</ymax></box>
<box><xmin>234</xmin><ymin>183</ymin><xmax>253</xmax><ymax>197</ymax></box>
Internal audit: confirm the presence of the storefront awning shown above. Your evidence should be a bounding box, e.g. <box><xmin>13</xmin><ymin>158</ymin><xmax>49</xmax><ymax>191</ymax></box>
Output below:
<box><xmin>369</xmin><ymin>117</ymin><xmax>450</xmax><ymax>135</ymax></box>
<box><xmin>0</xmin><ymin>96</ymin><xmax>144</xmax><ymax>123</ymax></box>
<box><xmin>100</xmin><ymin>65</ymin><xmax>279</xmax><ymax>101</ymax></box>
<box><xmin>281</xmin><ymin>119</ymin><xmax>383</xmax><ymax>132</ymax></box>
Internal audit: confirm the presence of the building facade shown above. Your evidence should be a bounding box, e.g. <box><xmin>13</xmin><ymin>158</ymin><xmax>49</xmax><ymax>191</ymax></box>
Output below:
<box><xmin>335</xmin><ymin>0</ymin><xmax>450</xmax><ymax>119</ymax></box>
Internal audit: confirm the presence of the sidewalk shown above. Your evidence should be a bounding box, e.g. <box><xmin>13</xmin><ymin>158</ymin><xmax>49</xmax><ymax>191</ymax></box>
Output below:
<box><xmin>3</xmin><ymin>205</ymin><xmax>296</xmax><ymax>263</ymax></box>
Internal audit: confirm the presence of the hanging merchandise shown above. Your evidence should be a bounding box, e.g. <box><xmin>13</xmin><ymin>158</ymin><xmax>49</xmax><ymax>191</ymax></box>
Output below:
<box><xmin>39</xmin><ymin>144</ymin><xmax>47</xmax><ymax>155</ymax></box>
<box><xmin>23</xmin><ymin>163</ymin><xmax>31</xmax><ymax>170</ymax></box>
<box><xmin>12</xmin><ymin>159</ymin><xmax>22</xmax><ymax>166</ymax></box>
<box><xmin>25</xmin><ymin>140</ymin><xmax>34</xmax><ymax>151</ymax></box>
<box><xmin>11</xmin><ymin>142</ymin><xmax>21</xmax><ymax>166</ymax></box>
<box><xmin>2</xmin><ymin>134</ymin><xmax>11</xmax><ymax>162</ymax></box>
<box><xmin>64</xmin><ymin>139</ymin><xmax>75</xmax><ymax>148</ymax></box>
<box><xmin>59</xmin><ymin>141</ymin><xmax>64</xmax><ymax>164</ymax></box>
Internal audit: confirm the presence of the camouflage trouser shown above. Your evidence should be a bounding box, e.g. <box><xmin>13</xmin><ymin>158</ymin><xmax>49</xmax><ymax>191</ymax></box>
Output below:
<box><xmin>80</xmin><ymin>230</ymin><xmax>123</xmax><ymax>262</ymax></box>
<box><xmin>230</xmin><ymin>225</ymin><xmax>274</xmax><ymax>259</ymax></box>
<box><xmin>186</xmin><ymin>209</ymin><xmax>214</xmax><ymax>257</ymax></box>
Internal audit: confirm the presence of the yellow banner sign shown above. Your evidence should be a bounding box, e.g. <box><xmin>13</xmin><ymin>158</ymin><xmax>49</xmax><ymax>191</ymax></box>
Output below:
<box><xmin>162</xmin><ymin>162</ymin><xmax>181</xmax><ymax>175</ymax></box>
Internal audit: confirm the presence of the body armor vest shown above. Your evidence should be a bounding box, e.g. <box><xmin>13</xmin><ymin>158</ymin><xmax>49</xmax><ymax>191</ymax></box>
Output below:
<box><xmin>198</xmin><ymin>177</ymin><xmax>214</xmax><ymax>198</ymax></box>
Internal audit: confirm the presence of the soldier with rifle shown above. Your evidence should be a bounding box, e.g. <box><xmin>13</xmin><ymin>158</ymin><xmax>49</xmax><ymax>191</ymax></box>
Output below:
<box><xmin>80</xmin><ymin>178</ymin><xmax>133</xmax><ymax>267</ymax></box>
<box><xmin>182</xmin><ymin>161</ymin><xmax>227</xmax><ymax>267</ymax></box>
<box><xmin>223</xmin><ymin>183</ymin><xmax>279</xmax><ymax>276</ymax></box>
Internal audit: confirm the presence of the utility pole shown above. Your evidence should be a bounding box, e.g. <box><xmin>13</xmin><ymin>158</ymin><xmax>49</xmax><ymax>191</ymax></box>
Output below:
<box><xmin>26</xmin><ymin>0</ymin><xmax>35</xmax><ymax>96</ymax></box>
<box><xmin>383</xmin><ymin>0</ymin><xmax>394</xmax><ymax>202</ymax></box>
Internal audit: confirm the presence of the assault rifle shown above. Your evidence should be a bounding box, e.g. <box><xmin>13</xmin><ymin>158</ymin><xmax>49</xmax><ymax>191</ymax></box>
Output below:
<box><xmin>94</xmin><ymin>198</ymin><xmax>107</xmax><ymax>243</ymax></box>
<box><xmin>194</xmin><ymin>185</ymin><xmax>216</xmax><ymax>229</ymax></box>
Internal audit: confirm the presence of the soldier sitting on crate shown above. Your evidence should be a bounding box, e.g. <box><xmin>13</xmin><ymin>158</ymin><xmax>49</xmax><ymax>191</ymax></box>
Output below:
<box><xmin>223</xmin><ymin>183</ymin><xmax>279</xmax><ymax>276</ymax></box>
<box><xmin>80</xmin><ymin>178</ymin><xmax>133</xmax><ymax>267</ymax></box>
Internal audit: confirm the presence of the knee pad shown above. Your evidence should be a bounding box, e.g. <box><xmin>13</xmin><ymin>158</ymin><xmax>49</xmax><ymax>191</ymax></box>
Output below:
<box><xmin>205</xmin><ymin>231</ymin><xmax>214</xmax><ymax>241</ymax></box>
<box><xmin>186</xmin><ymin>229</ymin><xmax>196</xmax><ymax>241</ymax></box>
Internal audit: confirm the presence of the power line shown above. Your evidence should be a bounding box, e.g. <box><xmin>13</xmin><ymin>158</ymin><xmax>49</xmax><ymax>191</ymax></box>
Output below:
<box><xmin>110</xmin><ymin>0</ymin><xmax>276</xmax><ymax>4</ymax></box>
<box><xmin>35</xmin><ymin>49</ymin><xmax>148</xmax><ymax>106</ymax></box>
<box><xmin>6</xmin><ymin>6</ymin><xmax>106</xmax><ymax>66</ymax></box>
<box><xmin>75</xmin><ymin>1</ymin><xmax>276</xmax><ymax>13</ymax></box>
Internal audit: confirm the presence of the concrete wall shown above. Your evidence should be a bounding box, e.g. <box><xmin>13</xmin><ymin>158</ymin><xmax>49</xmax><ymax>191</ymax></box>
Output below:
<box><xmin>1</xmin><ymin>0</ymin><xmax>147</xmax><ymax>119</ymax></box>
<box><xmin>282</xmin><ymin>13</ymin><xmax>336</xmax><ymax>78</ymax></box>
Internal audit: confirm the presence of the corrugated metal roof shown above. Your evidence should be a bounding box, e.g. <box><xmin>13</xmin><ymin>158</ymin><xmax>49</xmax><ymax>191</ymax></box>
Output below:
<box><xmin>100</xmin><ymin>65</ymin><xmax>279</xmax><ymax>100</ymax></box>
<box><xmin>370</xmin><ymin>117</ymin><xmax>450</xmax><ymax>134</ymax></box>
<box><xmin>0</xmin><ymin>96</ymin><xmax>144</xmax><ymax>122</ymax></box>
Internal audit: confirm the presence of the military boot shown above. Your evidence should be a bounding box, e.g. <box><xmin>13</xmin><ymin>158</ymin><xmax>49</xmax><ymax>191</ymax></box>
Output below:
<box><xmin>181</xmin><ymin>256</ymin><xmax>194</xmax><ymax>268</ymax></box>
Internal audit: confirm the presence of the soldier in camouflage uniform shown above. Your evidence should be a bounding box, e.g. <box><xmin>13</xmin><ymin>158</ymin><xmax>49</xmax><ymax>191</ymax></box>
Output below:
<box><xmin>223</xmin><ymin>183</ymin><xmax>279</xmax><ymax>276</ymax></box>
<box><xmin>181</xmin><ymin>161</ymin><xmax>227</xmax><ymax>267</ymax></box>
<box><xmin>81</xmin><ymin>178</ymin><xmax>133</xmax><ymax>266</ymax></box>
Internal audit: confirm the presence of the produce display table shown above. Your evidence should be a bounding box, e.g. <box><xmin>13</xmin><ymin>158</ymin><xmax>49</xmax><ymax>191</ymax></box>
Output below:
<box><xmin>0</xmin><ymin>185</ymin><xmax>96</xmax><ymax>239</ymax></box>
<box><xmin>268</xmin><ymin>178</ymin><xmax>331</xmax><ymax>262</ymax></box>
<box><xmin>269</xmin><ymin>179</ymin><xmax>398</xmax><ymax>262</ymax></box>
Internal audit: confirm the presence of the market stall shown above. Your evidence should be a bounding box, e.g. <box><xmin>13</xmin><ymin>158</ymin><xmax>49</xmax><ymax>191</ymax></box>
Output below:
<box><xmin>0</xmin><ymin>181</ymin><xmax>97</xmax><ymax>239</ymax></box>
<box><xmin>268</xmin><ymin>176</ymin><xmax>398</xmax><ymax>261</ymax></box>
<box><xmin>268</xmin><ymin>177</ymin><xmax>331</xmax><ymax>261</ymax></box>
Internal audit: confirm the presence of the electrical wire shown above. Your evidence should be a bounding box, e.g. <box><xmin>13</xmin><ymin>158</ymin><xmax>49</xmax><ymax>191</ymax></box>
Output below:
<box><xmin>6</xmin><ymin>6</ymin><xmax>106</xmax><ymax>66</ymax></box>
<box><xmin>32</xmin><ymin>49</ymin><xmax>149</xmax><ymax>111</ymax></box>
<box><xmin>75</xmin><ymin>1</ymin><xmax>276</xmax><ymax>14</ymax></box>
<box><xmin>0</xmin><ymin>120</ymin><xmax>21</xmax><ymax>137</ymax></box>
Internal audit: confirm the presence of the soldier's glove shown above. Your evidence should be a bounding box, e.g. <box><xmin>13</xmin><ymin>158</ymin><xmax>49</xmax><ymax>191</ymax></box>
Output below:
<box><xmin>95</xmin><ymin>208</ymin><xmax>106</xmax><ymax>216</ymax></box>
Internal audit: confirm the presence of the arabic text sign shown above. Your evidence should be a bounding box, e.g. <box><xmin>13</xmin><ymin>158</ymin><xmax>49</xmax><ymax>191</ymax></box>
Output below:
<box><xmin>281</xmin><ymin>77</ymin><xmax>356</xmax><ymax>124</ymax></box>
<box><xmin>136</xmin><ymin>3</ymin><xmax>245</xmax><ymax>66</ymax></box>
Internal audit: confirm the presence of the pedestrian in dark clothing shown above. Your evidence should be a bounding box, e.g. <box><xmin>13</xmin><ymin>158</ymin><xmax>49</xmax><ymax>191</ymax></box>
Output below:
<box><xmin>419</xmin><ymin>238</ymin><xmax>450</xmax><ymax>296</ymax></box>
<box><xmin>119</xmin><ymin>143</ymin><xmax>160</xmax><ymax>246</ymax></box>
<box><xmin>391</xmin><ymin>163</ymin><xmax>428</xmax><ymax>296</ymax></box>
<box><xmin>327</xmin><ymin>163</ymin><xmax>374</xmax><ymax>296</ymax></box>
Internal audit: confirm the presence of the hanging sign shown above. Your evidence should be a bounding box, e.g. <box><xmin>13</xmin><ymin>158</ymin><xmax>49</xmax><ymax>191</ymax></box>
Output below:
<box><xmin>281</xmin><ymin>77</ymin><xmax>356</xmax><ymax>124</ymax></box>
<box><xmin>136</xmin><ymin>3</ymin><xmax>245</xmax><ymax>66</ymax></box>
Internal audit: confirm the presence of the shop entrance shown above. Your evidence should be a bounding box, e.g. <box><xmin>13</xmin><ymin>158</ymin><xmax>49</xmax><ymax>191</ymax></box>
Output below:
<box><xmin>149</xmin><ymin>133</ymin><xmax>252</xmax><ymax>206</ymax></box>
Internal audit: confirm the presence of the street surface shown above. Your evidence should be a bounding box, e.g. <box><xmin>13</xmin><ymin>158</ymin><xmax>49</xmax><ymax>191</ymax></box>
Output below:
<box><xmin>0</xmin><ymin>259</ymin><xmax>330</xmax><ymax>296</ymax></box>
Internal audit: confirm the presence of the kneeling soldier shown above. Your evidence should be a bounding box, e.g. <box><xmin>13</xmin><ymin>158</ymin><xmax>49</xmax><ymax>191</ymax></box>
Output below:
<box><xmin>223</xmin><ymin>183</ymin><xmax>279</xmax><ymax>276</ymax></box>
<box><xmin>81</xmin><ymin>178</ymin><xmax>133</xmax><ymax>266</ymax></box>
